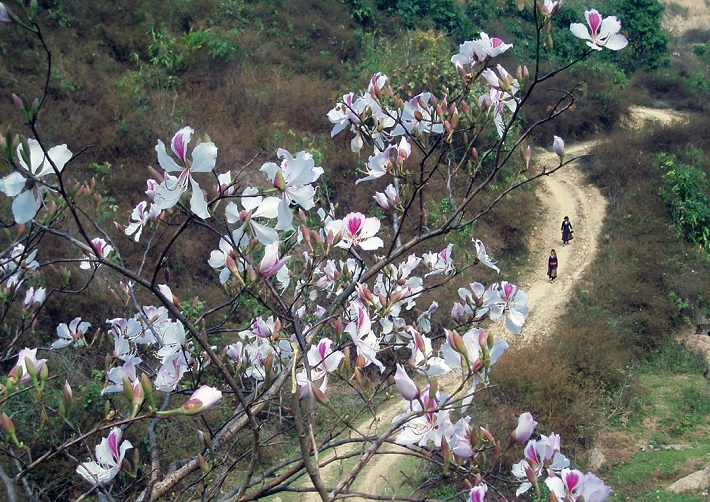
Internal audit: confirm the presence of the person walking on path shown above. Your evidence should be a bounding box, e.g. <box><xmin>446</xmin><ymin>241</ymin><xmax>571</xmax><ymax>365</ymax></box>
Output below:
<box><xmin>548</xmin><ymin>249</ymin><xmax>558</xmax><ymax>282</ymax></box>
<box><xmin>561</xmin><ymin>216</ymin><xmax>574</xmax><ymax>245</ymax></box>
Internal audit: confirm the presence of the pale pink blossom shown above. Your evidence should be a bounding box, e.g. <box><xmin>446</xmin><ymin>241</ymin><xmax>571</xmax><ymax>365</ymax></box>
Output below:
<box><xmin>76</xmin><ymin>427</ymin><xmax>133</xmax><ymax>485</ymax></box>
<box><xmin>0</xmin><ymin>3</ymin><xmax>12</xmax><ymax>24</ymax></box>
<box><xmin>258</xmin><ymin>242</ymin><xmax>290</xmax><ymax>278</ymax></box>
<box><xmin>422</xmin><ymin>243</ymin><xmax>454</xmax><ymax>277</ymax></box>
<box><xmin>393</xmin><ymin>386</ymin><xmax>449</xmax><ymax>447</ymax></box>
<box><xmin>260</xmin><ymin>149</ymin><xmax>323</xmax><ymax>231</ymax></box>
<box><xmin>357</xmin><ymin>144</ymin><xmax>394</xmax><ymax>184</ymax></box>
<box><xmin>296</xmin><ymin>337</ymin><xmax>345</xmax><ymax>398</ymax></box>
<box><xmin>23</xmin><ymin>287</ymin><xmax>46</xmax><ymax>309</ymax></box>
<box><xmin>181</xmin><ymin>385</ymin><xmax>222</xmax><ymax>415</ymax></box>
<box><xmin>553</xmin><ymin>135</ymin><xmax>565</xmax><ymax>159</ymax></box>
<box><xmin>469</xmin><ymin>484</ymin><xmax>488</xmax><ymax>502</ymax></box>
<box><xmin>124</xmin><ymin>201</ymin><xmax>160</xmax><ymax>242</ymax></box>
<box><xmin>512</xmin><ymin>433</ymin><xmax>570</xmax><ymax>496</ymax></box>
<box><xmin>154</xmin><ymin>126</ymin><xmax>217</xmax><ymax>219</ymax></box>
<box><xmin>101</xmin><ymin>359</ymin><xmax>138</xmax><ymax>395</ymax></box>
<box><xmin>345</xmin><ymin>304</ymin><xmax>384</xmax><ymax>372</ymax></box>
<box><xmin>326</xmin><ymin>212</ymin><xmax>383</xmax><ymax>251</ymax></box>
<box><xmin>570</xmin><ymin>9</ymin><xmax>628</xmax><ymax>51</ymax></box>
<box><xmin>545</xmin><ymin>468</ymin><xmax>610</xmax><ymax>501</ymax></box>
<box><xmin>250</xmin><ymin>316</ymin><xmax>279</xmax><ymax>339</ymax></box>
<box><xmin>79</xmin><ymin>238</ymin><xmax>113</xmax><ymax>269</ymax></box>
<box><xmin>394</xmin><ymin>364</ymin><xmax>419</xmax><ymax>402</ymax></box>
<box><xmin>540</xmin><ymin>0</ymin><xmax>563</xmax><ymax>17</ymax></box>
<box><xmin>208</xmin><ymin>237</ymin><xmax>237</xmax><ymax>284</ymax></box>
<box><xmin>513</xmin><ymin>412</ymin><xmax>538</xmax><ymax>444</ymax></box>
<box><xmin>373</xmin><ymin>183</ymin><xmax>401</xmax><ymax>210</ymax></box>
<box><xmin>154</xmin><ymin>352</ymin><xmax>190</xmax><ymax>391</ymax></box>
<box><xmin>451</xmin><ymin>32</ymin><xmax>512</xmax><ymax>66</ymax></box>
<box><xmin>226</xmin><ymin>187</ymin><xmax>280</xmax><ymax>246</ymax></box>
<box><xmin>391</xmin><ymin>92</ymin><xmax>443</xmax><ymax>136</ymax></box>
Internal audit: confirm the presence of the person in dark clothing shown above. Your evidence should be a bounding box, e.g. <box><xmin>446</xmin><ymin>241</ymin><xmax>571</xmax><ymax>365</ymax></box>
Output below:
<box><xmin>561</xmin><ymin>216</ymin><xmax>574</xmax><ymax>245</ymax></box>
<box><xmin>548</xmin><ymin>249</ymin><xmax>558</xmax><ymax>282</ymax></box>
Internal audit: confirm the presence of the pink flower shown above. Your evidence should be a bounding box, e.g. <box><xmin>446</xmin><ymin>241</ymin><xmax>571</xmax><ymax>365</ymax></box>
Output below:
<box><xmin>373</xmin><ymin>183</ymin><xmax>401</xmax><ymax>210</ymax></box>
<box><xmin>154</xmin><ymin>126</ymin><xmax>218</xmax><ymax>219</ymax></box>
<box><xmin>513</xmin><ymin>412</ymin><xmax>538</xmax><ymax>444</ymax></box>
<box><xmin>260</xmin><ymin>149</ymin><xmax>323</xmax><ymax>231</ymax></box>
<box><xmin>258</xmin><ymin>242</ymin><xmax>290</xmax><ymax>278</ymax></box>
<box><xmin>326</xmin><ymin>212</ymin><xmax>383</xmax><ymax>251</ymax></box>
<box><xmin>545</xmin><ymin>468</ymin><xmax>611</xmax><ymax>501</ymax></box>
<box><xmin>80</xmin><ymin>238</ymin><xmax>113</xmax><ymax>269</ymax></box>
<box><xmin>76</xmin><ymin>427</ymin><xmax>133</xmax><ymax>485</ymax></box>
<box><xmin>181</xmin><ymin>385</ymin><xmax>222</xmax><ymax>415</ymax></box>
<box><xmin>474</xmin><ymin>239</ymin><xmax>499</xmax><ymax>273</ymax></box>
<box><xmin>570</xmin><ymin>9</ymin><xmax>628</xmax><ymax>51</ymax></box>
<box><xmin>469</xmin><ymin>483</ymin><xmax>488</xmax><ymax>502</ymax></box>
<box><xmin>124</xmin><ymin>201</ymin><xmax>160</xmax><ymax>242</ymax></box>
<box><xmin>451</xmin><ymin>32</ymin><xmax>512</xmax><ymax>67</ymax></box>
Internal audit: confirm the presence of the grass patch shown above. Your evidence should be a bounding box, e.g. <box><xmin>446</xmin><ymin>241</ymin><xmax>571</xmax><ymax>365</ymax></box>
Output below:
<box><xmin>595</xmin><ymin>341</ymin><xmax>710</xmax><ymax>502</ymax></box>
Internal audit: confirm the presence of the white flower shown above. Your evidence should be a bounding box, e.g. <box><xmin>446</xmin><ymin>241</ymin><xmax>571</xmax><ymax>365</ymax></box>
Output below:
<box><xmin>154</xmin><ymin>126</ymin><xmax>217</xmax><ymax>219</ymax></box>
<box><xmin>52</xmin><ymin>317</ymin><xmax>90</xmax><ymax>349</ymax></box>
<box><xmin>0</xmin><ymin>139</ymin><xmax>72</xmax><ymax>224</ymax></box>
<box><xmin>260</xmin><ymin>149</ymin><xmax>323</xmax><ymax>231</ymax></box>
<box><xmin>570</xmin><ymin>9</ymin><xmax>628</xmax><ymax>51</ymax></box>
<box><xmin>76</xmin><ymin>427</ymin><xmax>133</xmax><ymax>485</ymax></box>
<box><xmin>226</xmin><ymin>187</ymin><xmax>280</xmax><ymax>246</ymax></box>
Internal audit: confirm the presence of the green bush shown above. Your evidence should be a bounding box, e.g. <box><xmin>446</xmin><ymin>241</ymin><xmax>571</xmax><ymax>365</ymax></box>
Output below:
<box><xmin>657</xmin><ymin>150</ymin><xmax>710</xmax><ymax>251</ymax></box>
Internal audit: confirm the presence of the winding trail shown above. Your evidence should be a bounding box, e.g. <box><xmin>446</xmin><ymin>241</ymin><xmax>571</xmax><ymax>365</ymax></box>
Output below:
<box><xmin>300</xmin><ymin>106</ymin><xmax>681</xmax><ymax>501</ymax></box>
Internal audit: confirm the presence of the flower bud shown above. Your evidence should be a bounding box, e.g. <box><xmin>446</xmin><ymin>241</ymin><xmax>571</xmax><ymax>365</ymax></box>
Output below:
<box><xmin>394</xmin><ymin>364</ymin><xmax>419</xmax><ymax>402</ymax></box>
<box><xmin>198</xmin><ymin>453</ymin><xmax>210</xmax><ymax>473</ymax></box>
<box><xmin>511</xmin><ymin>412</ymin><xmax>538</xmax><ymax>445</ymax></box>
<box><xmin>122</xmin><ymin>376</ymin><xmax>134</xmax><ymax>404</ymax></box>
<box><xmin>1</xmin><ymin>412</ymin><xmax>15</xmax><ymax>435</ymax></box>
<box><xmin>39</xmin><ymin>362</ymin><xmax>48</xmax><ymax>387</ymax></box>
<box><xmin>273</xmin><ymin>170</ymin><xmax>287</xmax><ymax>192</ymax></box>
<box><xmin>131</xmin><ymin>380</ymin><xmax>145</xmax><ymax>419</ymax></box>
<box><xmin>553</xmin><ymin>135</ymin><xmax>565</xmax><ymax>161</ymax></box>
<box><xmin>198</xmin><ymin>429</ymin><xmax>213</xmax><ymax>451</ymax></box>
<box><xmin>310</xmin><ymin>381</ymin><xmax>329</xmax><ymax>405</ymax></box>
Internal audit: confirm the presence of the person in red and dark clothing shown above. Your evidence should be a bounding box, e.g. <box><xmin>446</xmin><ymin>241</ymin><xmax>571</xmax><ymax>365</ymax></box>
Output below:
<box><xmin>548</xmin><ymin>249</ymin><xmax>558</xmax><ymax>282</ymax></box>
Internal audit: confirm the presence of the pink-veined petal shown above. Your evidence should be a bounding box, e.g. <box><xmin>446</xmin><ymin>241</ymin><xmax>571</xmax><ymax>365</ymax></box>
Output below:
<box><xmin>171</xmin><ymin>126</ymin><xmax>193</xmax><ymax>164</ymax></box>
<box><xmin>155</xmin><ymin>140</ymin><xmax>183</xmax><ymax>173</ymax></box>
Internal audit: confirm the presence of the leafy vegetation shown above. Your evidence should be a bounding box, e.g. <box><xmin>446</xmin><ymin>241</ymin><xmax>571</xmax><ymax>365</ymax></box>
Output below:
<box><xmin>657</xmin><ymin>149</ymin><xmax>710</xmax><ymax>251</ymax></box>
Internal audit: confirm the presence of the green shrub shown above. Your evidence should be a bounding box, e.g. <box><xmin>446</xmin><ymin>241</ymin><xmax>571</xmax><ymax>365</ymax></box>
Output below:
<box><xmin>657</xmin><ymin>150</ymin><xmax>710</xmax><ymax>251</ymax></box>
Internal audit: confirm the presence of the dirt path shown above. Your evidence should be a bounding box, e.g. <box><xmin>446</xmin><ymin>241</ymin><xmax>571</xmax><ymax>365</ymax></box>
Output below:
<box><xmin>300</xmin><ymin>106</ymin><xmax>679</xmax><ymax>501</ymax></box>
